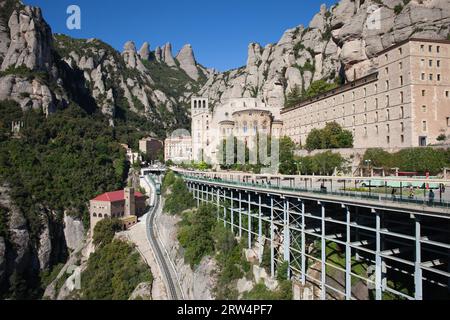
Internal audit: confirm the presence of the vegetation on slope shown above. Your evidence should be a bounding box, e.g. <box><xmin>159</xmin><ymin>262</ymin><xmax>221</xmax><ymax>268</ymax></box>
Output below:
<box><xmin>81</xmin><ymin>219</ymin><xmax>152</xmax><ymax>300</ymax></box>
<box><xmin>0</xmin><ymin>101</ymin><xmax>128</xmax><ymax>231</ymax></box>
<box><xmin>362</xmin><ymin>148</ymin><xmax>450</xmax><ymax>175</ymax></box>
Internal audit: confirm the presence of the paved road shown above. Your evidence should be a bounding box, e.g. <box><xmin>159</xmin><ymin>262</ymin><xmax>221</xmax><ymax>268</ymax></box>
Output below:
<box><xmin>146</xmin><ymin>194</ymin><xmax>180</xmax><ymax>300</ymax></box>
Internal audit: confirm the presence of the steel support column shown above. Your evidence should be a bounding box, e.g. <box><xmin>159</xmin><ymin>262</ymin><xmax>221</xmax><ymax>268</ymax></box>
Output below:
<box><xmin>321</xmin><ymin>203</ymin><xmax>326</xmax><ymax>300</ymax></box>
<box><xmin>284</xmin><ymin>199</ymin><xmax>291</xmax><ymax>279</ymax></box>
<box><xmin>301</xmin><ymin>201</ymin><xmax>306</xmax><ymax>286</ymax></box>
<box><xmin>239</xmin><ymin>192</ymin><xmax>242</xmax><ymax>238</ymax></box>
<box><xmin>231</xmin><ymin>190</ymin><xmax>234</xmax><ymax>233</ymax></box>
<box><xmin>258</xmin><ymin>194</ymin><xmax>263</xmax><ymax>264</ymax></box>
<box><xmin>270</xmin><ymin>197</ymin><xmax>275</xmax><ymax>278</ymax></box>
<box><xmin>375</xmin><ymin>210</ymin><xmax>382</xmax><ymax>300</ymax></box>
<box><xmin>223</xmin><ymin>189</ymin><xmax>226</xmax><ymax>227</ymax></box>
<box><xmin>248</xmin><ymin>193</ymin><xmax>252</xmax><ymax>249</ymax></box>
<box><xmin>216</xmin><ymin>188</ymin><xmax>220</xmax><ymax>220</ymax></box>
<box><xmin>345</xmin><ymin>206</ymin><xmax>352</xmax><ymax>300</ymax></box>
<box><xmin>415</xmin><ymin>216</ymin><xmax>423</xmax><ymax>300</ymax></box>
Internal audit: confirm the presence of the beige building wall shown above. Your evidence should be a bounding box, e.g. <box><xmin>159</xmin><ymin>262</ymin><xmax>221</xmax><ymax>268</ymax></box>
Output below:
<box><xmin>281</xmin><ymin>39</ymin><xmax>450</xmax><ymax>149</ymax></box>
<box><xmin>192</xmin><ymin>97</ymin><xmax>282</xmax><ymax>164</ymax></box>
<box><xmin>164</xmin><ymin>136</ymin><xmax>193</xmax><ymax>162</ymax></box>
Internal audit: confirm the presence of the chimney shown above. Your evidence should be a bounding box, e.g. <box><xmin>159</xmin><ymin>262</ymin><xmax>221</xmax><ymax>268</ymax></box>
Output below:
<box><xmin>124</xmin><ymin>187</ymin><xmax>136</xmax><ymax>216</ymax></box>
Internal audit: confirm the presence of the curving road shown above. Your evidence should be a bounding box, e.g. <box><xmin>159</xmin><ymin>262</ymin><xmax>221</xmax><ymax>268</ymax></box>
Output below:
<box><xmin>145</xmin><ymin>193</ymin><xmax>179</xmax><ymax>300</ymax></box>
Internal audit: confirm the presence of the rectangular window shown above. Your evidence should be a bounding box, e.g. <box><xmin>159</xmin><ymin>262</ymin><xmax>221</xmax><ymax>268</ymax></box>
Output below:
<box><xmin>387</xmin><ymin>136</ymin><xmax>390</xmax><ymax>144</ymax></box>
<box><xmin>400</xmin><ymin>107</ymin><xmax>404</xmax><ymax>119</ymax></box>
<box><xmin>437</xmin><ymin>60</ymin><xmax>441</xmax><ymax>68</ymax></box>
<box><xmin>387</xmin><ymin>124</ymin><xmax>390</xmax><ymax>133</ymax></box>
<box><xmin>422</xmin><ymin>120</ymin><xmax>427</xmax><ymax>131</ymax></box>
<box><xmin>422</xmin><ymin>90</ymin><xmax>426</xmax><ymax>97</ymax></box>
<box><xmin>385</xmin><ymin>67</ymin><xmax>389</xmax><ymax>75</ymax></box>
<box><xmin>437</xmin><ymin>46</ymin><xmax>440</xmax><ymax>53</ymax></box>
<box><xmin>401</xmin><ymin>122</ymin><xmax>404</xmax><ymax>132</ymax></box>
<box><xmin>429</xmin><ymin>74</ymin><xmax>433</xmax><ymax>81</ymax></box>
<box><xmin>375</xmin><ymin>125</ymin><xmax>379</xmax><ymax>134</ymax></box>
<box><xmin>400</xmin><ymin>91</ymin><xmax>404</xmax><ymax>103</ymax></box>
<box><xmin>429</xmin><ymin>60</ymin><xmax>433</xmax><ymax>67</ymax></box>
<box><xmin>400</xmin><ymin>76</ymin><xmax>403</xmax><ymax>86</ymax></box>
<box><xmin>446</xmin><ymin>91</ymin><xmax>449</xmax><ymax>98</ymax></box>
<box><xmin>401</xmin><ymin>135</ymin><xmax>404</xmax><ymax>143</ymax></box>
<box><xmin>420</xmin><ymin>45</ymin><xmax>424</xmax><ymax>52</ymax></box>
<box><xmin>429</xmin><ymin>45</ymin><xmax>432</xmax><ymax>52</ymax></box>
<box><xmin>421</xmin><ymin>73</ymin><xmax>425</xmax><ymax>80</ymax></box>
<box><xmin>399</xmin><ymin>47</ymin><xmax>403</xmax><ymax>55</ymax></box>
<box><xmin>437</xmin><ymin>74</ymin><xmax>441</xmax><ymax>81</ymax></box>
<box><xmin>399</xmin><ymin>62</ymin><xmax>403</xmax><ymax>70</ymax></box>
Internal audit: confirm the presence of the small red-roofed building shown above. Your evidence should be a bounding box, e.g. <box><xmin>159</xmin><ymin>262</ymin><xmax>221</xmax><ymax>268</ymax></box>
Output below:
<box><xmin>89</xmin><ymin>187</ymin><xmax>147</xmax><ymax>233</ymax></box>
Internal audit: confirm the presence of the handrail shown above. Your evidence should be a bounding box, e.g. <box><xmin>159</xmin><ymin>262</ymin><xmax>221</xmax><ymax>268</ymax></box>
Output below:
<box><xmin>180</xmin><ymin>174</ymin><xmax>450</xmax><ymax>213</ymax></box>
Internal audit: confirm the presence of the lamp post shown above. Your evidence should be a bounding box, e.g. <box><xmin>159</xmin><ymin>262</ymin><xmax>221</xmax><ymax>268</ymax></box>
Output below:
<box><xmin>296</xmin><ymin>161</ymin><xmax>303</xmax><ymax>176</ymax></box>
<box><xmin>364</xmin><ymin>159</ymin><xmax>372</xmax><ymax>177</ymax></box>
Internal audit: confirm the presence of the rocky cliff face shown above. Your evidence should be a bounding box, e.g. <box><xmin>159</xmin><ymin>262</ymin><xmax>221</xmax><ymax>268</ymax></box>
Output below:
<box><xmin>0</xmin><ymin>1</ymin><xmax>68</xmax><ymax>115</ymax></box>
<box><xmin>199</xmin><ymin>0</ymin><xmax>450</xmax><ymax>109</ymax></box>
<box><xmin>0</xmin><ymin>183</ymin><xmax>69</xmax><ymax>298</ymax></box>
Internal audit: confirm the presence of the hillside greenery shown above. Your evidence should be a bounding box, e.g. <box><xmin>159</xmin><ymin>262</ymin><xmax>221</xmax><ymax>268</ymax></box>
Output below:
<box><xmin>305</xmin><ymin>121</ymin><xmax>353</xmax><ymax>151</ymax></box>
<box><xmin>81</xmin><ymin>238</ymin><xmax>152</xmax><ymax>300</ymax></box>
<box><xmin>163</xmin><ymin>180</ymin><xmax>291</xmax><ymax>300</ymax></box>
<box><xmin>0</xmin><ymin>101</ymin><xmax>128</xmax><ymax>236</ymax></box>
<box><xmin>362</xmin><ymin>148</ymin><xmax>450</xmax><ymax>175</ymax></box>
<box><xmin>163</xmin><ymin>174</ymin><xmax>195</xmax><ymax>215</ymax></box>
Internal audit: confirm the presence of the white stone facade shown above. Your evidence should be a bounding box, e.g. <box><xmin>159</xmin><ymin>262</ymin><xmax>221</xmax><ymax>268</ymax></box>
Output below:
<box><xmin>191</xmin><ymin>97</ymin><xmax>283</xmax><ymax>164</ymax></box>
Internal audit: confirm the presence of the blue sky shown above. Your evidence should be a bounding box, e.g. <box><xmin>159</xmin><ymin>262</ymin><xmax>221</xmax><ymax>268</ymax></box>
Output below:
<box><xmin>24</xmin><ymin>0</ymin><xmax>338</xmax><ymax>71</ymax></box>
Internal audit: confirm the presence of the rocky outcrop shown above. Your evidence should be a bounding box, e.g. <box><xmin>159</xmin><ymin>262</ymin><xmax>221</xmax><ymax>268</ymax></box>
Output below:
<box><xmin>0</xmin><ymin>237</ymin><xmax>5</xmax><ymax>286</ymax></box>
<box><xmin>63</xmin><ymin>213</ymin><xmax>85</xmax><ymax>251</ymax></box>
<box><xmin>199</xmin><ymin>0</ymin><xmax>450</xmax><ymax>108</ymax></box>
<box><xmin>162</xmin><ymin>42</ymin><xmax>177</xmax><ymax>67</ymax></box>
<box><xmin>139</xmin><ymin>42</ymin><xmax>151</xmax><ymax>61</ymax></box>
<box><xmin>1</xmin><ymin>6</ymin><xmax>53</xmax><ymax>71</ymax></box>
<box><xmin>176</xmin><ymin>44</ymin><xmax>200</xmax><ymax>81</ymax></box>
<box><xmin>129</xmin><ymin>282</ymin><xmax>152</xmax><ymax>300</ymax></box>
<box><xmin>0</xmin><ymin>75</ymin><xmax>60</xmax><ymax>115</ymax></box>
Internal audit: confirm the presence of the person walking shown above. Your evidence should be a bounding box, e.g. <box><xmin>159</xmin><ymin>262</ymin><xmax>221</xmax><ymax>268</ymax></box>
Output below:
<box><xmin>428</xmin><ymin>189</ymin><xmax>435</xmax><ymax>206</ymax></box>
<box><xmin>408</xmin><ymin>187</ymin><xmax>415</xmax><ymax>200</ymax></box>
<box><xmin>391</xmin><ymin>188</ymin><xmax>397</xmax><ymax>200</ymax></box>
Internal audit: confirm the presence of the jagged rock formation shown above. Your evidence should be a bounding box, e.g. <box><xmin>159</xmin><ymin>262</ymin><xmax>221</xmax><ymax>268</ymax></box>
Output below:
<box><xmin>162</xmin><ymin>42</ymin><xmax>177</xmax><ymax>67</ymax></box>
<box><xmin>0</xmin><ymin>1</ymin><xmax>68</xmax><ymax>115</ymax></box>
<box><xmin>139</xmin><ymin>42</ymin><xmax>150</xmax><ymax>61</ymax></box>
<box><xmin>199</xmin><ymin>0</ymin><xmax>450</xmax><ymax>109</ymax></box>
<box><xmin>176</xmin><ymin>44</ymin><xmax>200</xmax><ymax>81</ymax></box>
<box><xmin>0</xmin><ymin>0</ymin><xmax>210</xmax><ymax>131</ymax></box>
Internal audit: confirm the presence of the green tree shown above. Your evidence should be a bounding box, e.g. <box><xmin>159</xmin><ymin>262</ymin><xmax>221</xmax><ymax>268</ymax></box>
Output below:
<box><xmin>278</xmin><ymin>137</ymin><xmax>297</xmax><ymax>175</ymax></box>
<box><xmin>93</xmin><ymin>218</ymin><xmax>122</xmax><ymax>247</ymax></box>
<box><xmin>305</xmin><ymin>122</ymin><xmax>353</xmax><ymax>151</ymax></box>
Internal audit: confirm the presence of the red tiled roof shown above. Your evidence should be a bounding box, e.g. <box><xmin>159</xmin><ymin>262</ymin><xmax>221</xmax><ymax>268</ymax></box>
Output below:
<box><xmin>92</xmin><ymin>190</ymin><xmax>145</xmax><ymax>202</ymax></box>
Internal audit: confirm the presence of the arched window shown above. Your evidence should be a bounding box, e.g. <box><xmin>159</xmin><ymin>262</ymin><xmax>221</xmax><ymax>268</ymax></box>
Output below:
<box><xmin>243</xmin><ymin>121</ymin><xmax>248</xmax><ymax>133</ymax></box>
<box><xmin>98</xmin><ymin>213</ymin><xmax>103</xmax><ymax>218</ymax></box>
<box><xmin>93</xmin><ymin>213</ymin><xmax>97</xmax><ymax>217</ymax></box>
<box><xmin>104</xmin><ymin>214</ymin><xmax>108</xmax><ymax>218</ymax></box>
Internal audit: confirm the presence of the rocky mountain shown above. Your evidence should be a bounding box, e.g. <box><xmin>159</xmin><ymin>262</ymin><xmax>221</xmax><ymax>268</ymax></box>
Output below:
<box><xmin>199</xmin><ymin>0</ymin><xmax>450</xmax><ymax>109</ymax></box>
<box><xmin>0</xmin><ymin>0</ymin><xmax>211</xmax><ymax>136</ymax></box>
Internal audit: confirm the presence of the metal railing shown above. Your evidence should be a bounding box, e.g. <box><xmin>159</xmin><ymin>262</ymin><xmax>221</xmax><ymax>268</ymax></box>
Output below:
<box><xmin>180</xmin><ymin>174</ymin><xmax>450</xmax><ymax>212</ymax></box>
